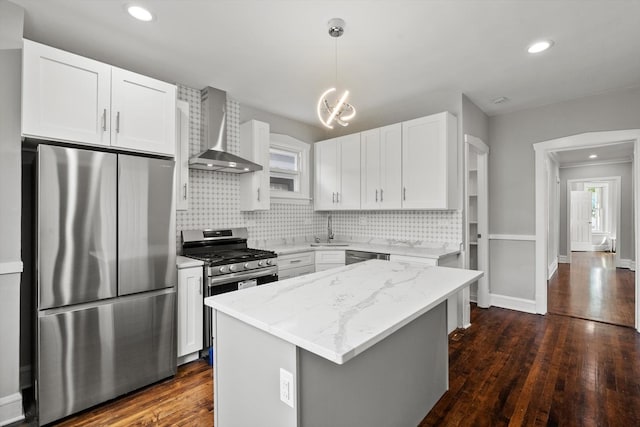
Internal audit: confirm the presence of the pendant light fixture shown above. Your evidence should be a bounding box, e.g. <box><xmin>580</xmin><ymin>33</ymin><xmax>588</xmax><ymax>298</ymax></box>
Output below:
<box><xmin>317</xmin><ymin>18</ymin><xmax>356</xmax><ymax>129</ymax></box>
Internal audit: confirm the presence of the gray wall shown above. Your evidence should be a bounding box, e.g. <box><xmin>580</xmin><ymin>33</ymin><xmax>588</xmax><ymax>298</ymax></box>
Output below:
<box><xmin>558</xmin><ymin>162</ymin><xmax>634</xmax><ymax>260</ymax></box>
<box><xmin>239</xmin><ymin>102</ymin><xmax>326</xmax><ymax>143</ymax></box>
<box><xmin>488</xmin><ymin>86</ymin><xmax>640</xmax><ymax>300</ymax></box>
<box><xmin>461</xmin><ymin>94</ymin><xmax>489</xmax><ymax>143</ymax></box>
<box><xmin>0</xmin><ymin>0</ymin><xmax>24</xmax><ymax>423</ymax></box>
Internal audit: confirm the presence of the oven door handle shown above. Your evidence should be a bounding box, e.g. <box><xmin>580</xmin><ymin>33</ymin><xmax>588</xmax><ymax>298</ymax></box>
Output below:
<box><xmin>208</xmin><ymin>266</ymin><xmax>279</xmax><ymax>287</ymax></box>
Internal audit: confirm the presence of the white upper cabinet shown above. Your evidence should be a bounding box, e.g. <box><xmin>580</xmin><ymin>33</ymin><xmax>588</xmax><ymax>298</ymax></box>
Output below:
<box><xmin>401</xmin><ymin>112</ymin><xmax>458</xmax><ymax>209</ymax></box>
<box><xmin>314</xmin><ymin>133</ymin><xmax>361</xmax><ymax>211</ymax></box>
<box><xmin>22</xmin><ymin>40</ymin><xmax>176</xmax><ymax>157</ymax></box>
<box><xmin>110</xmin><ymin>68</ymin><xmax>176</xmax><ymax>156</ymax></box>
<box><xmin>360</xmin><ymin>123</ymin><xmax>402</xmax><ymax>209</ymax></box>
<box><xmin>239</xmin><ymin>120</ymin><xmax>270</xmax><ymax>211</ymax></box>
<box><xmin>22</xmin><ymin>39</ymin><xmax>111</xmax><ymax>146</ymax></box>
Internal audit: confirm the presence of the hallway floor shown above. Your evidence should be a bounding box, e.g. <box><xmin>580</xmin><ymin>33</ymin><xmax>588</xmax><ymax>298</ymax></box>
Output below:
<box><xmin>548</xmin><ymin>251</ymin><xmax>635</xmax><ymax>327</ymax></box>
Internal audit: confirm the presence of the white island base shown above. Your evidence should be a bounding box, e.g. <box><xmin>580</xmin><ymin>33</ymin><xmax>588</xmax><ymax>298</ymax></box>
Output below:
<box><xmin>206</xmin><ymin>260</ymin><xmax>482</xmax><ymax>427</ymax></box>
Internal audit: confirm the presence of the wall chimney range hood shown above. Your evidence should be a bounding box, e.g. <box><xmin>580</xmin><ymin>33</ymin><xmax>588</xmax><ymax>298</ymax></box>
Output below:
<box><xmin>189</xmin><ymin>87</ymin><xmax>263</xmax><ymax>173</ymax></box>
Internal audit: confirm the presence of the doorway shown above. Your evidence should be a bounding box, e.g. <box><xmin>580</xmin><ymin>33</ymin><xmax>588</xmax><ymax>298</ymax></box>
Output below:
<box><xmin>534</xmin><ymin>130</ymin><xmax>640</xmax><ymax>332</ymax></box>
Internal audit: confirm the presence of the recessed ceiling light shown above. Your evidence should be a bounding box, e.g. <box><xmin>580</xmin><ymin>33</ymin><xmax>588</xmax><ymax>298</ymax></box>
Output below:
<box><xmin>589</xmin><ymin>154</ymin><xmax>598</xmax><ymax>159</ymax></box>
<box><xmin>527</xmin><ymin>40</ymin><xmax>553</xmax><ymax>54</ymax></box>
<box><xmin>127</xmin><ymin>5</ymin><xmax>154</xmax><ymax>22</ymax></box>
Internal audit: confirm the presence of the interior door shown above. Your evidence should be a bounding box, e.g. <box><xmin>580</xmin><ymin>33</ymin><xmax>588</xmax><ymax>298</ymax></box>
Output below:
<box><xmin>571</xmin><ymin>190</ymin><xmax>593</xmax><ymax>251</ymax></box>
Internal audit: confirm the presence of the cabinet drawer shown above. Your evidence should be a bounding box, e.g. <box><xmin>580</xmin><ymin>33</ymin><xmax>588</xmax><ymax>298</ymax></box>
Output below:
<box><xmin>315</xmin><ymin>250</ymin><xmax>345</xmax><ymax>264</ymax></box>
<box><xmin>278</xmin><ymin>251</ymin><xmax>315</xmax><ymax>269</ymax></box>
<box><xmin>278</xmin><ymin>264</ymin><xmax>315</xmax><ymax>280</ymax></box>
<box><xmin>389</xmin><ymin>255</ymin><xmax>437</xmax><ymax>266</ymax></box>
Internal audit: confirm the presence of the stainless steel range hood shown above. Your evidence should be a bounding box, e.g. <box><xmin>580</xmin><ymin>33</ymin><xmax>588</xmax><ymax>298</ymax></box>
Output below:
<box><xmin>189</xmin><ymin>87</ymin><xmax>263</xmax><ymax>173</ymax></box>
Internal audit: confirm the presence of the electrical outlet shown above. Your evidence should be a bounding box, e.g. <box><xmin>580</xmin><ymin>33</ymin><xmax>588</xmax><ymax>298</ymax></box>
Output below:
<box><xmin>279</xmin><ymin>368</ymin><xmax>294</xmax><ymax>408</ymax></box>
<box><xmin>245</xmin><ymin>219</ymin><xmax>256</xmax><ymax>227</ymax></box>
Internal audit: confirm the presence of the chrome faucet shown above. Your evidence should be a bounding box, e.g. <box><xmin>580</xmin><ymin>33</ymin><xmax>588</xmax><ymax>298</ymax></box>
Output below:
<box><xmin>327</xmin><ymin>214</ymin><xmax>334</xmax><ymax>242</ymax></box>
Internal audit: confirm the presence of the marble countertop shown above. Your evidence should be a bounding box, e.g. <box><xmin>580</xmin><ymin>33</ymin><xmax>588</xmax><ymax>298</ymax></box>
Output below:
<box><xmin>176</xmin><ymin>255</ymin><xmax>204</xmax><ymax>269</ymax></box>
<box><xmin>205</xmin><ymin>260</ymin><xmax>482</xmax><ymax>365</ymax></box>
<box><xmin>256</xmin><ymin>238</ymin><xmax>460</xmax><ymax>259</ymax></box>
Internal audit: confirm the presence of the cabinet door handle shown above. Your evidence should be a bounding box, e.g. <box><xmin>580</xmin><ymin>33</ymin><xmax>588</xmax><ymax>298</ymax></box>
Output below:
<box><xmin>290</xmin><ymin>259</ymin><xmax>302</xmax><ymax>264</ymax></box>
<box><xmin>257</xmin><ymin>187</ymin><xmax>260</xmax><ymax>202</ymax></box>
<box><xmin>199</xmin><ymin>277</ymin><xmax>202</xmax><ymax>295</ymax></box>
<box><xmin>116</xmin><ymin>111</ymin><xmax>120</xmax><ymax>133</ymax></box>
<box><xmin>403</xmin><ymin>187</ymin><xmax>406</xmax><ymax>201</ymax></box>
<box><xmin>332</xmin><ymin>192</ymin><xmax>335</xmax><ymax>203</ymax></box>
<box><xmin>336</xmin><ymin>192</ymin><xmax>340</xmax><ymax>203</ymax></box>
<box><xmin>102</xmin><ymin>109</ymin><xmax>107</xmax><ymax>131</ymax></box>
<box><xmin>183</xmin><ymin>183</ymin><xmax>187</xmax><ymax>200</ymax></box>
<box><xmin>375</xmin><ymin>189</ymin><xmax>378</xmax><ymax>202</ymax></box>
<box><xmin>380</xmin><ymin>188</ymin><xmax>384</xmax><ymax>202</ymax></box>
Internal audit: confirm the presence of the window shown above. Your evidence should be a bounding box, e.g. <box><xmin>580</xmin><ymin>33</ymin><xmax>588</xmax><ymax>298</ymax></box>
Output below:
<box><xmin>269</xmin><ymin>133</ymin><xmax>310</xmax><ymax>202</ymax></box>
<box><xmin>586</xmin><ymin>183</ymin><xmax>607</xmax><ymax>232</ymax></box>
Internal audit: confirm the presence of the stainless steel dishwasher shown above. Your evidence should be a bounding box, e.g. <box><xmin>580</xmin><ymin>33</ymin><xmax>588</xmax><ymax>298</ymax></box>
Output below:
<box><xmin>345</xmin><ymin>249</ymin><xmax>390</xmax><ymax>264</ymax></box>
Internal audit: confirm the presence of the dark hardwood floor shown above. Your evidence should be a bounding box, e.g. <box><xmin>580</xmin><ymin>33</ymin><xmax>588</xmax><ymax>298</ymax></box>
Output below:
<box><xmin>50</xmin><ymin>362</ymin><xmax>214</xmax><ymax>426</ymax></box>
<box><xmin>548</xmin><ymin>251</ymin><xmax>635</xmax><ymax>327</ymax></box>
<box><xmin>420</xmin><ymin>306</ymin><xmax>640</xmax><ymax>426</ymax></box>
<box><xmin>38</xmin><ymin>304</ymin><xmax>640</xmax><ymax>426</ymax></box>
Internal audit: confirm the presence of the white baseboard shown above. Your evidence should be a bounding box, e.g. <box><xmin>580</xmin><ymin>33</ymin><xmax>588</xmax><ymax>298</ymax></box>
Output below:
<box><xmin>489</xmin><ymin>293</ymin><xmax>537</xmax><ymax>314</ymax></box>
<box><xmin>20</xmin><ymin>365</ymin><xmax>31</xmax><ymax>390</ymax></box>
<box><xmin>548</xmin><ymin>259</ymin><xmax>558</xmax><ymax>279</ymax></box>
<box><xmin>618</xmin><ymin>259</ymin><xmax>636</xmax><ymax>271</ymax></box>
<box><xmin>177</xmin><ymin>352</ymin><xmax>200</xmax><ymax>366</ymax></box>
<box><xmin>0</xmin><ymin>392</ymin><xmax>24</xmax><ymax>426</ymax></box>
<box><xmin>558</xmin><ymin>255</ymin><xmax>569</xmax><ymax>264</ymax></box>
<box><xmin>0</xmin><ymin>261</ymin><xmax>22</xmax><ymax>275</ymax></box>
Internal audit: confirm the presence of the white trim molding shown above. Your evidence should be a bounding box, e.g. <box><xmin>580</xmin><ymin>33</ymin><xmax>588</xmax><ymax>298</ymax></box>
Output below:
<box><xmin>490</xmin><ymin>294</ymin><xmax>537</xmax><ymax>314</ymax></box>
<box><xmin>618</xmin><ymin>259</ymin><xmax>636</xmax><ymax>271</ymax></box>
<box><xmin>489</xmin><ymin>234</ymin><xmax>536</xmax><ymax>241</ymax></box>
<box><xmin>0</xmin><ymin>261</ymin><xmax>22</xmax><ymax>275</ymax></box>
<box><xmin>548</xmin><ymin>260</ymin><xmax>558</xmax><ymax>279</ymax></box>
<box><xmin>0</xmin><ymin>392</ymin><xmax>24</xmax><ymax>426</ymax></box>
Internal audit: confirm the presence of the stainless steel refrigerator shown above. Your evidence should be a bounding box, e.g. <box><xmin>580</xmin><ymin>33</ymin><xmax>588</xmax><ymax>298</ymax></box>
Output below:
<box><xmin>35</xmin><ymin>144</ymin><xmax>176</xmax><ymax>425</ymax></box>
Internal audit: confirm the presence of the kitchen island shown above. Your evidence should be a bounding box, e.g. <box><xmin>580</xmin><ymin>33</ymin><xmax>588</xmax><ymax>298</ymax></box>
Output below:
<box><xmin>205</xmin><ymin>260</ymin><xmax>482</xmax><ymax>427</ymax></box>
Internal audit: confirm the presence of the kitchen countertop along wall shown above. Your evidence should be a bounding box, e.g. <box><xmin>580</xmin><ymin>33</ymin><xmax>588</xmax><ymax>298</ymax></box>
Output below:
<box><xmin>251</xmin><ymin>235</ymin><xmax>460</xmax><ymax>259</ymax></box>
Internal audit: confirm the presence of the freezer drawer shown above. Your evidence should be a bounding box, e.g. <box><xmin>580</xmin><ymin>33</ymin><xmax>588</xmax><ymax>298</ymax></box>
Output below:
<box><xmin>118</xmin><ymin>154</ymin><xmax>176</xmax><ymax>295</ymax></box>
<box><xmin>37</xmin><ymin>145</ymin><xmax>117</xmax><ymax>309</ymax></box>
<box><xmin>37</xmin><ymin>291</ymin><xmax>176</xmax><ymax>425</ymax></box>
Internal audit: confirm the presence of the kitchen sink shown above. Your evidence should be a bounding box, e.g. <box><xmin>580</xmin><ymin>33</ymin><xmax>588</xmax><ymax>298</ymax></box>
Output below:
<box><xmin>310</xmin><ymin>242</ymin><xmax>350</xmax><ymax>247</ymax></box>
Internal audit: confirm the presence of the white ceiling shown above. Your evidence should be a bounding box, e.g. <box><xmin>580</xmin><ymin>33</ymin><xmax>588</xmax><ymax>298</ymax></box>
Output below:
<box><xmin>11</xmin><ymin>0</ymin><xmax>640</xmax><ymax>130</ymax></box>
<box><xmin>554</xmin><ymin>142</ymin><xmax>634</xmax><ymax>167</ymax></box>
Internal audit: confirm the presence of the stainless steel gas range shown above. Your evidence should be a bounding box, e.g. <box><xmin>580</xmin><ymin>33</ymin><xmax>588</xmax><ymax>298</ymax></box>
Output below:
<box><xmin>181</xmin><ymin>228</ymin><xmax>278</xmax><ymax>349</ymax></box>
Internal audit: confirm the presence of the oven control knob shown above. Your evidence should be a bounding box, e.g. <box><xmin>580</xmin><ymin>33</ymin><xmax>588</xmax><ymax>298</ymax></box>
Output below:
<box><xmin>266</xmin><ymin>259</ymin><xmax>272</xmax><ymax>265</ymax></box>
<box><xmin>219</xmin><ymin>266</ymin><xmax>227</xmax><ymax>273</ymax></box>
<box><xmin>229</xmin><ymin>265</ymin><xmax>237</xmax><ymax>272</ymax></box>
<box><xmin>244</xmin><ymin>263</ymin><xmax>250</xmax><ymax>269</ymax></box>
<box><xmin>258</xmin><ymin>260</ymin><xmax>264</xmax><ymax>266</ymax></box>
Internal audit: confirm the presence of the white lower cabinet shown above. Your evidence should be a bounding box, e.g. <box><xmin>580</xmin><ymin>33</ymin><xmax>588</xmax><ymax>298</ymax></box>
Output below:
<box><xmin>278</xmin><ymin>251</ymin><xmax>315</xmax><ymax>280</ymax></box>
<box><xmin>389</xmin><ymin>254</ymin><xmax>462</xmax><ymax>333</ymax></box>
<box><xmin>177</xmin><ymin>266</ymin><xmax>204</xmax><ymax>363</ymax></box>
<box><xmin>315</xmin><ymin>250</ymin><xmax>346</xmax><ymax>272</ymax></box>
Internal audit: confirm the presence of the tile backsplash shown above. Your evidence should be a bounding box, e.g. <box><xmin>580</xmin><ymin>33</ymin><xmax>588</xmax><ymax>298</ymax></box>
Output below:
<box><xmin>176</xmin><ymin>84</ymin><xmax>461</xmax><ymax>252</ymax></box>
